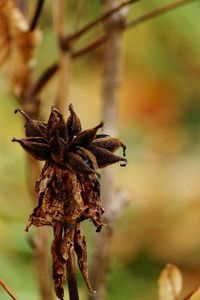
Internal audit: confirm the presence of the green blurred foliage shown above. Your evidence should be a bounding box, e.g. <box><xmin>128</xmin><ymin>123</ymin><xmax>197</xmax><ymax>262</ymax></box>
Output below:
<box><xmin>1</xmin><ymin>1</ymin><xmax>200</xmax><ymax>299</ymax></box>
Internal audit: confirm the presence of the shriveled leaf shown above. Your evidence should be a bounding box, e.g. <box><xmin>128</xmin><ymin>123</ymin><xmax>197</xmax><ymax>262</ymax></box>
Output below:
<box><xmin>0</xmin><ymin>0</ymin><xmax>41</xmax><ymax>96</ymax></box>
<box><xmin>184</xmin><ymin>287</ymin><xmax>200</xmax><ymax>300</ymax></box>
<box><xmin>158</xmin><ymin>264</ymin><xmax>183</xmax><ymax>300</ymax></box>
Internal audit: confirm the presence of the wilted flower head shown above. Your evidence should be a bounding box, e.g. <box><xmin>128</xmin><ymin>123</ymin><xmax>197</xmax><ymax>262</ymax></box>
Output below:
<box><xmin>12</xmin><ymin>104</ymin><xmax>127</xmax><ymax>299</ymax></box>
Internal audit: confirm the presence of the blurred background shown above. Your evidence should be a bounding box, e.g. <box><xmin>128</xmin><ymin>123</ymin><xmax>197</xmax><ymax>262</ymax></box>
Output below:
<box><xmin>0</xmin><ymin>0</ymin><xmax>200</xmax><ymax>299</ymax></box>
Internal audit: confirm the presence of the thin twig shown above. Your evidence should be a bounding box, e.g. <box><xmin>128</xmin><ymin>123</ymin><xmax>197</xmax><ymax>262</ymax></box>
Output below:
<box><xmin>53</xmin><ymin>0</ymin><xmax>71</xmax><ymax>117</ymax></box>
<box><xmin>31</xmin><ymin>34</ymin><xmax>107</xmax><ymax>96</ymax></box>
<box><xmin>73</xmin><ymin>34</ymin><xmax>108</xmax><ymax>58</ymax></box>
<box><xmin>31</xmin><ymin>0</ymin><xmax>198</xmax><ymax>97</ymax></box>
<box><xmin>0</xmin><ymin>279</ymin><xmax>18</xmax><ymax>300</ymax></box>
<box><xmin>126</xmin><ymin>0</ymin><xmax>198</xmax><ymax>28</ymax></box>
<box><xmin>30</xmin><ymin>0</ymin><xmax>45</xmax><ymax>30</ymax></box>
<box><xmin>63</xmin><ymin>0</ymin><xmax>139</xmax><ymax>44</ymax></box>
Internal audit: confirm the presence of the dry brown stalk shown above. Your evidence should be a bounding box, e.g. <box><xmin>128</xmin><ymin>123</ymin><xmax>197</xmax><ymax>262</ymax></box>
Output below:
<box><xmin>0</xmin><ymin>279</ymin><xmax>18</xmax><ymax>300</ymax></box>
<box><xmin>53</xmin><ymin>0</ymin><xmax>72</xmax><ymax>117</ymax></box>
<box><xmin>31</xmin><ymin>0</ymin><xmax>197</xmax><ymax>99</ymax></box>
<box><xmin>88</xmin><ymin>1</ymin><xmax>129</xmax><ymax>299</ymax></box>
<box><xmin>126</xmin><ymin>0</ymin><xmax>198</xmax><ymax>28</ymax></box>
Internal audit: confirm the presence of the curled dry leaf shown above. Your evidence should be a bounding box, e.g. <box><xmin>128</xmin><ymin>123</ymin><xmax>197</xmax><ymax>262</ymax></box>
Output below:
<box><xmin>184</xmin><ymin>287</ymin><xmax>200</xmax><ymax>300</ymax></box>
<box><xmin>0</xmin><ymin>0</ymin><xmax>41</xmax><ymax>96</ymax></box>
<box><xmin>158</xmin><ymin>264</ymin><xmax>183</xmax><ymax>300</ymax></box>
<box><xmin>12</xmin><ymin>104</ymin><xmax>127</xmax><ymax>300</ymax></box>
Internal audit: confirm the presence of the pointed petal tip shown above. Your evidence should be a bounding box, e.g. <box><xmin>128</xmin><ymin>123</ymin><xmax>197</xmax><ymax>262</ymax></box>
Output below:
<box><xmin>14</xmin><ymin>108</ymin><xmax>20</xmax><ymax>114</ymax></box>
<box><xmin>120</xmin><ymin>158</ymin><xmax>128</xmax><ymax>167</ymax></box>
<box><xmin>12</xmin><ymin>137</ymin><xmax>19</xmax><ymax>142</ymax></box>
<box><xmin>68</xmin><ymin>103</ymin><xmax>73</xmax><ymax>111</ymax></box>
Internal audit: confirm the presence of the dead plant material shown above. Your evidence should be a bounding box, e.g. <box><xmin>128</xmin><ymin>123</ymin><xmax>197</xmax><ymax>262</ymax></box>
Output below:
<box><xmin>12</xmin><ymin>103</ymin><xmax>127</xmax><ymax>299</ymax></box>
<box><xmin>0</xmin><ymin>0</ymin><xmax>41</xmax><ymax>97</ymax></box>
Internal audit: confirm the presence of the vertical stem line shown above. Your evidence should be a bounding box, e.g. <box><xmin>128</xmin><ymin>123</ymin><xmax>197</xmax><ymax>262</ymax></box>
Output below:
<box><xmin>88</xmin><ymin>1</ymin><xmax>128</xmax><ymax>299</ymax></box>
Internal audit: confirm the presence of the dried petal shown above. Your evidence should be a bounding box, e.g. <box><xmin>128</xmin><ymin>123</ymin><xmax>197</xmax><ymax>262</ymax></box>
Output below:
<box><xmin>49</xmin><ymin>135</ymin><xmax>66</xmax><ymax>164</ymax></box>
<box><xmin>74</xmin><ymin>224</ymin><xmax>95</xmax><ymax>293</ymax></box>
<box><xmin>12</xmin><ymin>137</ymin><xmax>49</xmax><ymax>160</ymax></box>
<box><xmin>66</xmin><ymin>103</ymin><xmax>82</xmax><ymax>140</ymax></box>
<box><xmin>158</xmin><ymin>264</ymin><xmax>183</xmax><ymax>300</ymax></box>
<box><xmin>88</xmin><ymin>145</ymin><xmax>127</xmax><ymax>168</ymax></box>
<box><xmin>51</xmin><ymin>224</ymin><xmax>65</xmax><ymax>300</ymax></box>
<box><xmin>0</xmin><ymin>0</ymin><xmax>41</xmax><ymax>96</ymax></box>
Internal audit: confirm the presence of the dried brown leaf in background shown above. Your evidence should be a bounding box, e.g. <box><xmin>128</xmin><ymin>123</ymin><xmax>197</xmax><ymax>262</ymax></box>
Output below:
<box><xmin>0</xmin><ymin>0</ymin><xmax>41</xmax><ymax>96</ymax></box>
<box><xmin>158</xmin><ymin>264</ymin><xmax>183</xmax><ymax>300</ymax></box>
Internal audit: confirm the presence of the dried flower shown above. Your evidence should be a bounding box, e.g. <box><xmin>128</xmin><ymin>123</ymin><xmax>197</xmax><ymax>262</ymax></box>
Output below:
<box><xmin>12</xmin><ymin>104</ymin><xmax>127</xmax><ymax>299</ymax></box>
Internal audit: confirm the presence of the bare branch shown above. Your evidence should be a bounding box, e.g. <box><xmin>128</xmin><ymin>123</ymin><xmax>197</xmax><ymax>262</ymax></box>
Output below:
<box><xmin>53</xmin><ymin>0</ymin><xmax>71</xmax><ymax>117</ymax></box>
<box><xmin>31</xmin><ymin>0</ymin><xmax>198</xmax><ymax>98</ymax></box>
<box><xmin>31</xmin><ymin>34</ymin><xmax>107</xmax><ymax>96</ymax></box>
<box><xmin>126</xmin><ymin>0</ymin><xmax>198</xmax><ymax>28</ymax></box>
<box><xmin>30</xmin><ymin>0</ymin><xmax>45</xmax><ymax>30</ymax></box>
<box><xmin>63</xmin><ymin>0</ymin><xmax>139</xmax><ymax>45</ymax></box>
<box><xmin>73</xmin><ymin>34</ymin><xmax>107</xmax><ymax>59</ymax></box>
<box><xmin>88</xmin><ymin>1</ymin><xmax>129</xmax><ymax>299</ymax></box>
<box><xmin>0</xmin><ymin>279</ymin><xmax>18</xmax><ymax>300</ymax></box>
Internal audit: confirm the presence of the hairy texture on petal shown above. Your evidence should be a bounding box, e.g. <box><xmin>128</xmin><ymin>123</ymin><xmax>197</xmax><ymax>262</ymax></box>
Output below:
<box><xmin>88</xmin><ymin>145</ymin><xmax>127</xmax><ymax>168</ymax></box>
<box><xmin>66</xmin><ymin>103</ymin><xmax>82</xmax><ymax>141</ymax></box>
<box><xmin>0</xmin><ymin>0</ymin><xmax>41</xmax><ymax>96</ymax></box>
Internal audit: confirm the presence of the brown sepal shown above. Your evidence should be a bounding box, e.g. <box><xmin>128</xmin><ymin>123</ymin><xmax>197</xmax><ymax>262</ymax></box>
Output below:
<box><xmin>68</xmin><ymin>121</ymin><xmax>104</xmax><ymax>149</ymax></box>
<box><xmin>67</xmin><ymin>152</ymin><xmax>100</xmax><ymax>177</ymax></box>
<box><xmin>47</xmin><ymin>107</ymin><xmax>67</xmax><ymax>140</ymax></box>
<box><xmin>49</xmin><ymin>135</ymin><xmax>66</xmax><ymax>165</ymax></box>
<box><xmin>76</xmin><ymin>146</ymin><xmax>98</xmax><ymax>170</ymax></box>
<box><xmin>88</xmin><ymin>145</ymin><xmax>127</xmax><ymax>168</ymax></box>
<box><xmin>93</xmin><ymin>137</ymin><xmax>126</xmax><ymax>156</ymax></box>
<box><xmin>14</xmin><ymin>109</ymin><xmax>47</xmax><ymax>137</ymax></box>
<box><xmin>12</xmin><ymin>137</ymin><xmax>49</xmax><ymax>160</ymax></box>
<box><xmin>66</xmin><ymin>103</ymin><xmax>82</xmax><ymax>140</ymax></box>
